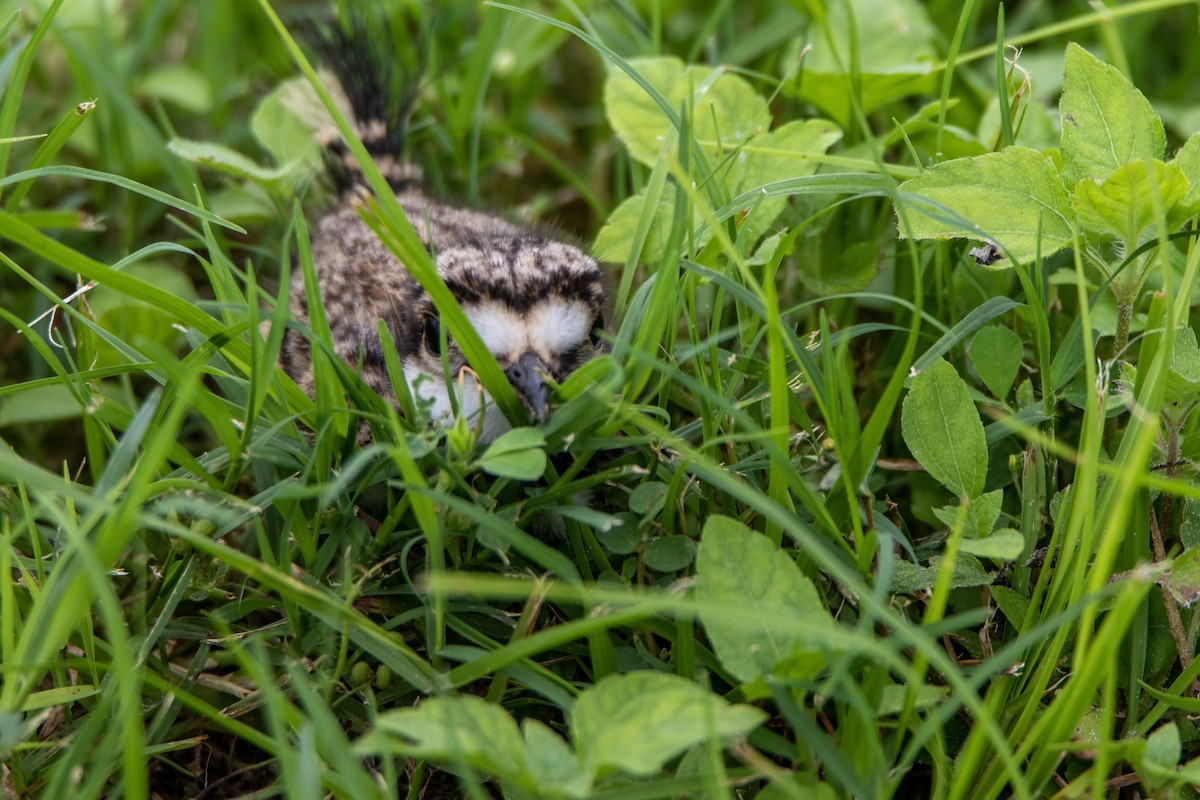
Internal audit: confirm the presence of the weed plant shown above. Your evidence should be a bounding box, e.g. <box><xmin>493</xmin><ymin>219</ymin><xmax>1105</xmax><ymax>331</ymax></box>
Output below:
<box><xmin>3</xmin><ymin>1</ymin><xmax>1200</xmax><ymax>798</ymax></box>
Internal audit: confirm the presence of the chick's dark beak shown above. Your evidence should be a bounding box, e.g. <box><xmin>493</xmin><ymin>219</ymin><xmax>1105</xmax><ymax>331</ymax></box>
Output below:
<box><xmin>505</xmin><ymin>350</ymin><xmax>550</xmax><ymax>422</ymax></box>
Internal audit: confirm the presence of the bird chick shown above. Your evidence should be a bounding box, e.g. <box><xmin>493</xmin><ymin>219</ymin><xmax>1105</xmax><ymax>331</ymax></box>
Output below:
<box><xmin>280</xmin><ymin>24</ymin><xmax>607</xmax><ymax>442</ymax></box>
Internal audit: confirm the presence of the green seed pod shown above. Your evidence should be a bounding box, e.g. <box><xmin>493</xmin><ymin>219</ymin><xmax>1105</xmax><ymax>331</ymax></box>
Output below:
<box><xmin>375</xmin><ymin>664</ymin><xmax>392</xmax><ymax>689</ymax></box>
<box><xmin>350</xmin><ymin>661</ymin><xmax>372</xmax><ymax>687</ymax></box>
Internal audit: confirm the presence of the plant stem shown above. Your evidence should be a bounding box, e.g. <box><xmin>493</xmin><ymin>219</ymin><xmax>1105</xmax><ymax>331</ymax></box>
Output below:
<box><xmin>1150</xmin><ymin>503</ymin><xmax>1194</xmax><ymax>670</ymax></box>
<box><xmin>1113</xmin><ymin>299</ymin><xmax>1133</xmax><ymax>361</ymax></box>
<box><xmin>1153</xmin><ymin>418</ymin><xmax>1193</xmax><ymax>674</ymax></box>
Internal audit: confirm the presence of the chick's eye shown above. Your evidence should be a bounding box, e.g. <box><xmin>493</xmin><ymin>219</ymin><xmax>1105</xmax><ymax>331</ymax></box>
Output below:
<box><xmin>589</xmin><ymin>313</ymin><xmax>605</xmax><ymax>348</ymax></box>
<box><xmin>422</xmin><ymin>315</ymin><xmax>441</xmax><ymax>357</ymax></box>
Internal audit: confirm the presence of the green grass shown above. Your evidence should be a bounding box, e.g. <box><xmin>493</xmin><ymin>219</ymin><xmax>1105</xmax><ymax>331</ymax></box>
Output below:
<box><xmin>4</xmin><ymin>0</ymin><xmax>1200</xmax><ymax>797</ymax></box>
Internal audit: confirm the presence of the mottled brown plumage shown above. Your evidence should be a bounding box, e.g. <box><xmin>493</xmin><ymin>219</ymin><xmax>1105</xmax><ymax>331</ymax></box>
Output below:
<box><xmin>280</xmin><ymin>26</ymin><xmax>606</xmax><ymax>441</ymax></box>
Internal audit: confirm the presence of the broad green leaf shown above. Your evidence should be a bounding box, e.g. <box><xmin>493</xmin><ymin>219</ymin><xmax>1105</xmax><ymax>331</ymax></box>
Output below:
<box><xmin>629</xmin><ymin>481</ymin><xmax>668</xmax><ymax>515</ymax></box>
<box><xmin>1071</xmin><ymin>160</ymin><xmax>1191</xmax><ymax>246</ymax></box>
<box><xmin>990</xmin><ymin>584</ymin><xmax>1030</xmax><ymax>633</ymax></box>
<box><xmin>0</xmin><ymin>383</ymin><xmax>84</xmax><ymax>426</ymax></box>
<box><xmin>1172</xmin><ymin>132</ymin><xmax>1200</xmax><ymax>214</ymax></box>
<box><xmin>1181</xmin><ymin>497</ymin><xmax>1200</xmax><ymax>549</ymax></box>
<box><xmin>969</xmin><ymin>326</ymin><xmax>1024</xmax><ymax>399</ymax></box>
<box><xmin>643</xmin><ymin>535</ymin><xmax>697</xmax><ymax>572</ymax></box>
<box><xmin>251</xmin><ymin>74</ymin><xmax>329</xmax><ymax>173</ymax></box>
<box><xmin>747</xmin><ymin>230</ymin><xmax>786</xmax><ymax>266</ymax></box>
<box><xmin>957</xmin><ymin>528</ymin><xmax>1024</xmax><ymax>560</ymax></box>
<box><xmin>1060</xmin><ymin>42</ymin><xmax>1165</xmax><ymax>187</ymax></box>
<box><xmin>760</xmin><ymin>782</ymin><xmax>840</xmax><ymax>800</ymax></box>
<box><xmin>913</xmin><ymin>297</ymin><xmax>1024</xmax><ymax>375</ymax></box>
<box><xmin>1165</xmin><ymin>327</ymin><xmax>1200</xmax><ymax>409</ymax></box>
<box><xmin>89</xmin><ymin>260</ymin><xmax>196</xmax><ymax>367</ymax></box>
<box><xmin>1142</xmin><ymin>722</ymin><xmax>1182</xmax><ymax>779</ymax></box>
<box><xmin>1065</xmin><ymin>368</ymin><xmax>1127</xmax><ymax>418</ymax></box>
<box><xmin>595</xmin><ymin>121</ymin><xmax>840</xmax><ymax>263</ymax></box>
<box><xmin>363</xmin><ymin>695</ymin><xmax>529</xmax><ymax>786</ymax></box>
<box><xmin>901</xmin><ymin>359</ymin><xmax>987</xmax><ymax>499</ymax></box>
<box><xmin>896</xmin><ymin>146</ymin><xmax>1073</xmax><ymax>265</ymax></box>
<box><xmin>1163</xmin><ymin>547</ymin><xmax>1200</xmax><ymax>607</ymax></box>
<box><xmin>902</xmin><ymin>122</ymin><xmax>986</xmax><ymax>162</ymax></box>
<box><xmin>134</xmin><ymin>64</ymin><xmax>214</xmax><ymax>114</ymax></box>
<box><xmin>596</xmin><ymin>515</ymin><xmax>641</xmax><ymax>555</ymax></box>
<box><xmin>1073</xmin><ymin>707</ymin><xmax>1107</xmax><ymax>744</ymax></box>
<box><xmin>891</xmin><ymin>554</ymin><xmax>995</xmax><ymax>593</ymax></box>
<box><xmin>592</xmin><ymin>183</ymin><xmax>675</xmax><ymax>264</ymax></box>
<box><xmin>475</xmin><ymin>427</ymin><xmax>547</xmax><ymax>480</ymax></box>
<box><xmin>793</xmin><ymin>228</ymin><xmax>888</xmax><ymax>296</ymax></box>
<box><xmin>696</xmin><ymin>515</ymin><xmax>834</xmax><ymax>683</ymax></box>
<box><xmin>1180</xmin><ymin>757</ymin><xmax>1200</xmax><ymax>784</ymax></box>
<box><xmin>1131</xmin><ymin>328</ymin><xmax>1200</xmax><ymax>426</ymax></box>
<box><xmin>737</xmin><ymin>119</ymin><xmax>842</xmax><ymax>187</ymax></box>
<box><xmin>522</xmin><ymin>719</ymin><xmax>589</xmax><ymax>799</ymax></box>
<box><xmin>978</xmin><ymin>94</ymin><xmax>1059</xmax><ymax>152</ymax></box>
<box><xmin>728</xmin><ymin>119</ymin><xmax>843</xmax><ymax>246</ymax></box>
<box><xmin>206</xmin><ymin>185</ymin><xmax>278</xmax><ymax>224</ymax></box>
<box><xmin>555</xmin><ymin>353</ymin><xmax>622</xmax><ymax>401</ymax></box>
<box><xmin>793</xmin><ymin>0</ymin><xmax>939</xmax><ymax>127</ymax></box>
<box><xmin>878</xmin><ymin>684</ymin><xmax>947</xmax><ymax>716</ymax></box>
<box><xmin>572</xmin><ymin>672</ymin><xmax>765</xmax><ymax>779</ymax></box>
<box><xmin>605</xmin><ymin>56</ymin><xmax>769</xmax><ymax>168</ymax></box>
<box><xmin>478</xmin><ymin>426</ymin><xmax>546</xmax><ymax>455</ymax></box>
<box><xmin>890</xmin><ymin>99</ymin><xmax>984</xmax><ymax>160</ymax></box>
<box><xmin>932</xmin><ymin>489</ymin><xmax>1003</xmax><ymax>539</ymax></box>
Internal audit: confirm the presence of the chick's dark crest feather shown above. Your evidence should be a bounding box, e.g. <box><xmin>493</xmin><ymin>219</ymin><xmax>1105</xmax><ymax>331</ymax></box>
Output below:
<box><xmin>280</xmin><ymin>19</ymin><xmax>607</xmax><ymax>441</ymax></box>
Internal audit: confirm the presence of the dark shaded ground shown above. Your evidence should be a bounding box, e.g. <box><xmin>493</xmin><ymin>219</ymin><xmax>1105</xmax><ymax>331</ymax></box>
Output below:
<box><xmin>147</xmin><ymin>729</ymin><xmax>467</xmax><ymax>799</ymax></box>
